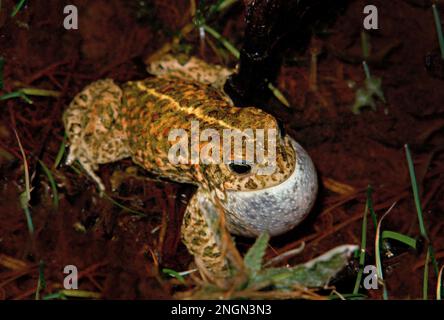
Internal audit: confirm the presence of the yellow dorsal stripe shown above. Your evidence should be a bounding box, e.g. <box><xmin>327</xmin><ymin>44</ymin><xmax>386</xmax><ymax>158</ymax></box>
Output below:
<box><xmin>136</xmin><ymin>82</ymin><xmax>237</xmax><ymax>130</ymax></box>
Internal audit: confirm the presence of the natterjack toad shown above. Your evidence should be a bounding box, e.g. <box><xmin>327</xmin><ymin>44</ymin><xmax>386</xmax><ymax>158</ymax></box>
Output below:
<box><xmin>63</xmin><ymin>57</ymin><xmax>318</xmax><ymax>278</ymax></box>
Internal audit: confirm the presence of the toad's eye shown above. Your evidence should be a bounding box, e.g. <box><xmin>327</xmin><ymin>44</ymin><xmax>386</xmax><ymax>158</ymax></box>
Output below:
<box><xmin>228</xmin><ymin>162</ymin><xmax>252</xmax><ymax>175</ymax></box>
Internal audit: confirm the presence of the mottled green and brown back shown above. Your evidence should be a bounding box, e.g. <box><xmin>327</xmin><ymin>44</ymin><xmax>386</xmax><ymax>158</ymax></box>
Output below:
<box><xmin>120</xmin><ymin>77</ymin><xmax>280</xmax><ymax>190</ymax></box>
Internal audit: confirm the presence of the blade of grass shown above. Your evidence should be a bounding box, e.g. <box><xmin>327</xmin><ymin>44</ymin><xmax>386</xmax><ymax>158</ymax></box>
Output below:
<box><xmin>404</xmin><ymin>144</ymin><xmax>439</xmax><ymax>276</ymax></box>
<box><xmin>353</xmin><ymin>186</ymin><xmax>371</xmax><ymax>294</ymax></box>
<box><xmin>59</xmin><ymin>289</ymin><xmax>101</xmax><ymax>299</ymax></box>
<box><xmin>367</xmin><ymin>187</ymin><xmax>378</xmax><ymax>227</ymax></box>
<box><xmin>38</xmin><ymin>159</ymin><xmax>59</xmax><ymax>209</ymax></box>
<box><xmin>53</xmin><ymin>134</ymin><xmax>67</xmax><ymax>168</ymax></box>
<box><xmin>207</xmin><ymin>0</ymin><xmax>238</xmax><ymax>16</ymax></box>
<box><xmin>14</xmin><ymin>129</ymin><xmax>34</xmax><ymax>235</ymax></box>
<box><xmin>35</xmin><ymin>260</ymin><xmax>46</xmax><ymax>300</ymax></box>
<box><xmin>406</xmin><ymin>145</ymin><xmax>427</xmax><ymax>237</ymax></box>
<box><xmin>375</xmin><ymin>202</ymin><xmax>396</xmax><ymax>300</ymax></box>
<box><xmin>69</xmin><ymin>162</ymin><xmax>145</xmax><ymax>216</ymax></box>
<box><xmin>267</xmin><ymin>83</ymin><xmax>290</xmax><ymax>107</ymax></box>
<box><xmin>102</xmin><ymin>192</ymin><xmax>146</xmax><ymax>217</ymax></box>
<box><xmin>0</xmin><ymin>88</ymin><xmax>60</xmax><ymax>104</ymax></box>
<box><xmin>432</xmin><ymin>4</ymin><xmax>444</xmax><ymax>59</ymax></box>
<box><xmin>437</xmin><ymin>266</ymin><xmax>443</xmax><ymax>300</ymax></box>
<box><xmin>162</xmin><ymin>268</ymin><xmax>186</xmax><ymax>284</ymax></box>
<box><xmin>19</xmin><ymin>192</ymin><xmax>34</xmax><ymax>235</ymax></box>
<box><xmin>381</xmin><ymin>231</ymin><xmax>417</xmax><ymax>249</ymax></box>
<box><xmin>11</xmin><ymin>0</ymin><xmax>26</xmax><ymax>17</ymax></box>
<box><xmin>216</xmin><ymin>0</ymin><xmax>238</xmax><ymax>12</ymax></box>
<box><xmin>70</xmin><ymin>161</ymin><xmax>83</xmax><ymax>175</ymax></box>
<box><xmin>361</xmin><ymin>31</ymin><xmax>371</xmax><ymax>60</ymax></box>
<box><xmin>361</xmin><ymin>29</ymin><xmax>371</xmax><ymax>79</ymax></box>
<box><xmin>329</xmin><ymin>293</ymin><xmax>367</xmax><ymax>300</ymax></box>
<box><xmin>16</xmin><ymin>130</ymin><xmax>31</xmax><ymax>201</ymax></box>
<box><xmin>1</xmin><ymin>91</ymin><xmax>33</xmax><ymax>104</ymax></box>
<box><xmin>362</xmin><ymin>61</ymin><xmax>371</xmax><ymax>80</ymax></box>
<box><xmin>202</xmin><ymin>24</ymin><xmax>240</xmax><ymax>58</ymax></box>
<box><xmin>42</xmin><ymin>292</ymin><xmax>68</xmax><ymax>300</ymax></box>
<box><xmin>20</xmin><ymin>87</ymin><xmax>61</xmax><ymax>97</ymax></box>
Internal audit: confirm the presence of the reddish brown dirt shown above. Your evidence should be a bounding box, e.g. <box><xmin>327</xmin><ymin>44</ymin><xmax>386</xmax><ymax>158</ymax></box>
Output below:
<box><xmin>0</xmin><ymin>0</ymin><xmax>443</xmax><ymax>299</ymax></box>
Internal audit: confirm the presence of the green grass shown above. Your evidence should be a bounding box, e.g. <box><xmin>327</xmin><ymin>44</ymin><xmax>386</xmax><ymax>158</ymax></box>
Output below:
<box><xmin>43</xmin><ymin>290</ymin><xmax>101</xmax><ymax>300</ymax></box>
<box><xmin>11</xmin><ymin>0</ymin><xmax>26</xmax><ymax>17</ymax></box>
<box><xmin>404</xmin><ymin>145</ymin><xmax>439</xmax><ymax>273</ymax></box>
<box><xmin>14</xmin><ymin>129</ymin><xmax>34</xmax><ymax>236</ymax></box>
<box><xmin>375</xmin><ymin>203</ymin><xmax>396</xmax><ymax>300</ymax></box>
<box><xmin>381</xmin><ymin>231</ymin><xmax>417</xmax><ymax>249</ymax></box>
<box><xmin>19</xmin><ymin>191</ymin><xmax>34</xmax><ymax>235</ymax></box>
<box><xmin>68</xmin><ymin>161</ymin><xmax>146</xmax><ymax>216</ymax></box>
<box><xmin>35</xmin><ymin>260</ymin><xmax>46</xmax><ymax>300</ymax></box>
<box><xmin>351</xmin><ymin>186</ymin><xmax>412</xmax><ymax>297</ymax></box>
<box><xmin>329</xmin><ymin>293</ymin><xmax>367</xmax><ymax>300</ymax></box>
<box><xmin>405</xmin><ymin>144</ymin><xmax>439</xmax><ymax>299</ymax></box>
<box><xmin>1</xmin><ymin>90</ymin><xmax>33</xmax><ymax>104</ymax></box>
<box><xmin>0</xmin><ymin>87</ymin><xmax>60</xmax><ymax>104</ymax></box>
<box><xmin>362</xmin><ymin>61</ymin><xmax>371</xmax><ymax>80</ymax></box>
<box><xmin>38</xmin><ymin>159</ymin><xmax>59</xmax><ymax>209</ymax></box>
<box><xmin>361</xmin><ymin>32</ymin><xmax>371</xmax><ymax>60</ymax></box>
<box><xmin>19</xmin><ymin>87</ymin><xmax>60</xmax><ymax>97</ymax></box>
<box><xmin>54</xmin><ymin>134</ymin><xmax>67</xmax><ymax>168</ymax></box>
<box><xmin>162</xmin><ymin>268</ymin><xmax>186</xmax><ymax>284</ymax></box>
<box><xmin>353</xmin><ymin>145</ymin><xmax>440</xmax><ymax>299</ymax></box>
<box><xmin>207</xmin><ymin>0</ymin><xmax>238</xmax><ymax>15</ymax></box>
<box><xmin>42</xmin><ymin>292</ymin><xmax>68</xmax><ymax>300</ymax></box>
<box><xmin>438</xmin><ymin>266</ymin><xmax>443</xmax><ymax>300</ymax></box>
<box><xmin>201</xmin><ymin>24</ymin><xmax>240</xmax><ymax>59</ymax></box>
<box><xmin>353</xmin><ymin>187</ymin><xmax>372</xmax><ymax>294</ymax></box>
<box><xmin>361</xmin><ymin>31</ymin><xmax>371</xmax><ymax>78</ymax></box>
<box><xmin>102</xmin><ymin>192</ymin><xmax>146</xmax><ymax>217</ymax></box>
<box><xmin>432</xmin><ymin>4</ymin><xmax>444</xmax><ymax>59</ymax></box>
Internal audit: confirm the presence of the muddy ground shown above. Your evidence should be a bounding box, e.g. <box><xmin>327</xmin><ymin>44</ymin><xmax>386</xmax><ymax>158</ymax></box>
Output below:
<box><xmin>0</xmin><ymin>0</ymin><xmax>443</xmax><ymax>299</ymax></box>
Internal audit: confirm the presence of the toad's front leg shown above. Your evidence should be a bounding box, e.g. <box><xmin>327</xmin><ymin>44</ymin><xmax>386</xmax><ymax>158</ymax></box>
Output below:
<box><xmin>181</xmin><ymin>189</ymin><xmax>231</xmax><ymax>280</ymax></box>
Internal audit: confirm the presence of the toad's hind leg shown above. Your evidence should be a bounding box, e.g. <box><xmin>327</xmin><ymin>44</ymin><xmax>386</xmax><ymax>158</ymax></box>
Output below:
<box><xmin>63</xmin><ymin>79</ymin><xmax>130</xmax><ymax>192</ymax></box>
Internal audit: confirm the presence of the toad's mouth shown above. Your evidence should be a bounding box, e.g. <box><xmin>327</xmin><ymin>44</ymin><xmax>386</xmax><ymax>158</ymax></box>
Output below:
<box><xmin>222</xmin><ymin>136</ymin><xmax>318</xmax><ymax>237</ymax></box>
